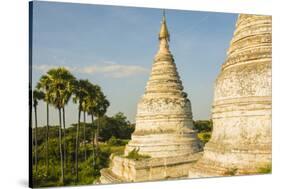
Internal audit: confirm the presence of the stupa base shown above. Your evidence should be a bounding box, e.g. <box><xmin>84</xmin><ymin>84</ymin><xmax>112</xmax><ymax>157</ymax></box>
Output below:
<box><xmin>189</xmin><ymin>160</ymin><xmax>271</xmax><ymax>178</ymax></box>
<box><xmin>100</xmin><ymin>152</ymin><xmax>202</xmax><ymax>184</ymax></box>
<box><xmin>189</xmin><ymin>143</ymin><xmax>272</xmax><ymax>178</ymax></box>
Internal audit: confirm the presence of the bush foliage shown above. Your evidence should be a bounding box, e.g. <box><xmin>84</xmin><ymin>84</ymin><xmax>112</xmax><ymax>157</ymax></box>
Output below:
<box><xmin>125</xmin><ymin>148</ymin><xmax>150</xmax><ymax>160</ymax></box>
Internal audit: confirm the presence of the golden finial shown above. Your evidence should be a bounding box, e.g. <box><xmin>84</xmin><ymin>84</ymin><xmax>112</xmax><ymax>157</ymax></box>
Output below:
<box><xmin>159</xmin><ymin>9</ymin><xmax>170</xmax><ymax>41</ymax></box>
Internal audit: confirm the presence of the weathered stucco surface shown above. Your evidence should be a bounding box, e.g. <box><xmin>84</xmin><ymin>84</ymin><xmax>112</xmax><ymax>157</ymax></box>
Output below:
<box><xmin>100</xmin><ymin>13</ymin><xmax>202</xmax><ymax>183</ymax></box>
<box><xmin>189</xmin><ymin>14</ymin><xmax>272</xmax><ymax>177</ymax></box>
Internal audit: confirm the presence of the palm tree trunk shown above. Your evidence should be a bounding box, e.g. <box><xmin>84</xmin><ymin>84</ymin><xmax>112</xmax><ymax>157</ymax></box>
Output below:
<box><xmin>46</xmin><ymin>102</ymin><xmax>49</xmax><ymax>176</ymax></box>
<box><xmin>91</xmin><ymin>114</ymin><xmax>96</xmax><ymax>167</ymax></box>
<box><xmin>83</xmin><ymin>111</ymin><xmax>87</xmax><ymax>161</ymax></box>
<box><xmin>75</xmin><ymin>107</ymin><xmax>81</xmax><ymax>182</ymax></box>
<box><xmin>62</xmin><ymin>107</ymin><xmax>67</xmax><ymax>171</ymax></box>
<box><xmin>58</xmin><ymin>108</ymin><xmax>64</xmax><ymax>184</ymax></box>
<box><xmin>95</xmin><ymin>116</ymin><xmax>100</xmax><ymax>158</ymax></box>
<box><xmin>34</xmin><ymin>105</ymin><xmax>38</xmax><ymax>175</ymax></box>
<box><xmin>32</xmin><ymin>124</ymin><xmax>34</xmax><ymax>166</ymax></box>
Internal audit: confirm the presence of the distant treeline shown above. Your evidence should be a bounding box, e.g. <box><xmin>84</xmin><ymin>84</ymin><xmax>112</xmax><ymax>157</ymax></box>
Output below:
<box><xmin>193</xmin><ymin>120</ymin><xmax>213</xmax><ymax>133</ymax></box>
<box><xmin>33</xmin><ymin>113</ymin><xmax>135</xmax><ymax>146</ymax></box>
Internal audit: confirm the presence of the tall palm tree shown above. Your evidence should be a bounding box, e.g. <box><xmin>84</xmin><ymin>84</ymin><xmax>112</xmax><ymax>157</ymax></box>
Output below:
<box><xmin>85</xmin><ymin>84</ymin><xmax>101</xmax><ymax>166</ymax></box>
<box><xmin>36</xmin><ymin>74</ymin><xmax>51</xmax><ymax>175</ymax></box>
<box><xmin>82</xmin><ymin>101</ymin><xmax>87</xmax><ymax>161</ymax></box>
<box><xmin>93</xmin><ymin>92</ymin><xmax>110</xmax><ymax>158</ymax></box>
<box><xmin>47</xmin><ymin>67</ymin><xmax>76</xmax><ymax>184</ymax></box>
<box><xmin>81</xmin><ymin>81</ymin><xmax>98</xmax><ymax>162</ymax></box>
<box><xmin>72</xmin><ymin>79</ymin><xmax>91</xmax><ymax>182</ymax></box>
<box><xmin>61</xmin><ymin>80</ymin><xmax>75</xmax><ymax>170</ymax></box>
<box><xmin>32</xmin><ymin>89</ymin><xmax>45</xmax><ymax>175</ymax></box>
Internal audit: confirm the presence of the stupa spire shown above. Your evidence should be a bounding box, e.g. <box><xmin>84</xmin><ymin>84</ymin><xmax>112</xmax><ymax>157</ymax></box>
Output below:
<box><xmin>159</xmin><ymin>10</ymin><xmax>170</xmax><ymax>41</ymax></box>
<box><xmin>155</xmin><ymin>10</ymin><xmax>173</xmax><ymax>62</ymax></box>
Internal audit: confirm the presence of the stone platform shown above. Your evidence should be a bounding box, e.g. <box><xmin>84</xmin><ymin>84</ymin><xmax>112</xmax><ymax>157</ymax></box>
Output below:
<box><xmin>100</xmin><ymin>152</ymin><xmax>202</xmax><ymax>183</ymax></box>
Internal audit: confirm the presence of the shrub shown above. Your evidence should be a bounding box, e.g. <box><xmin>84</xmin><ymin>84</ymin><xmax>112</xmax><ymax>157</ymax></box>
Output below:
<box><xmin>202</xmin><ymin>133</ymin><xmax>211</xmax><ymax>142</ymax></box>
<box><xmin>197</xmin><ymin>132</ymin><xmax>211</xmax><ymax>144</ymax></box>
<box><xmin>108</xmin><ymin>136</ymin><xmax>123</xmax><ymax>146</ymax></box>
<box><xmin>107</xmin><ymin>136</ymin><xmax>129</xmax><ymax>146</ymax></box>
<box><xmin>125</xmin><ymin>148</ymin><xmax>150</xmax><ymax>160</ymax></box>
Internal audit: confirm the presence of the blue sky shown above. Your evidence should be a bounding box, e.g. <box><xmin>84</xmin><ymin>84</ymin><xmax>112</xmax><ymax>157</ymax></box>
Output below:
<box><xmin>32</xmin><ymin>1</ymin><xmax>237</xmax><ymax>126</ymax></box>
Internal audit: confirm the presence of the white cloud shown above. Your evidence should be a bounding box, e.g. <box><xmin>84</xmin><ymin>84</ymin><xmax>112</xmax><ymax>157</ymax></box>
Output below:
<box><xmin>33</xmin><ymin>62</ymin><xmax>149</xmax><ymax>78</ymax></box>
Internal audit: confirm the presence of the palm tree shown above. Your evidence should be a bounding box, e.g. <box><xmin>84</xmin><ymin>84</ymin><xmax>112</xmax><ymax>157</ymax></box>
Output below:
<box><xmin>82</xmin><ymin>101</ymin><xmax>87</xmax><ymax>161</ymax></box>
<box><xmin>85</xmin><ymin>84</ymin><xmax>101</xmax><ymax>166</ymax></box>
<box><xmin>47</xmin><ymin>67</ymin><xmax>76</xmax><ymax>184</ymax></box>
<box><xmin>93</xmin><ymin>92</ymin><xmax>110</xmax><ymax>159</ymax></box>
<box><xmin>32</xmin><ymin>89</ymin><xmax>45</xmax><ymax>175</ymax></box>
<box><xmin>61</xmin><ymin>79</ymin><xmax>75</xmax><ymax>170</ymax></box>
<box><xmin>36</xmin><ymin>74</ymin><xmax>51</xmax><ymax>175</ymax></box>
<box><xmin>72</xmin><ymin>79</ymin><xmax>91</xmax><ymax>182</ymax></box>
<box><xmin>81</xmin><ymin>81</ymin><xmax>98</xmax><ymax>162</ymax></box>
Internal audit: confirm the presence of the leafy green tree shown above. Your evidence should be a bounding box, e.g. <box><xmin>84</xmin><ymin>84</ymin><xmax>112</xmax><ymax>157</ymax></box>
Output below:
<box><xmin>112</xmin><ymin>112</ymin><xmax>134</xmax><ymax>139</ymax></box>
<box><xmin>98</xmin><ymin>113</ymin><xmax>135</xmax><ymax>141</ymax></box>
<box><xmin>33</xmin><ymin>89</ymin><xmax>45</xmax><ymax>175</ymax></box>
